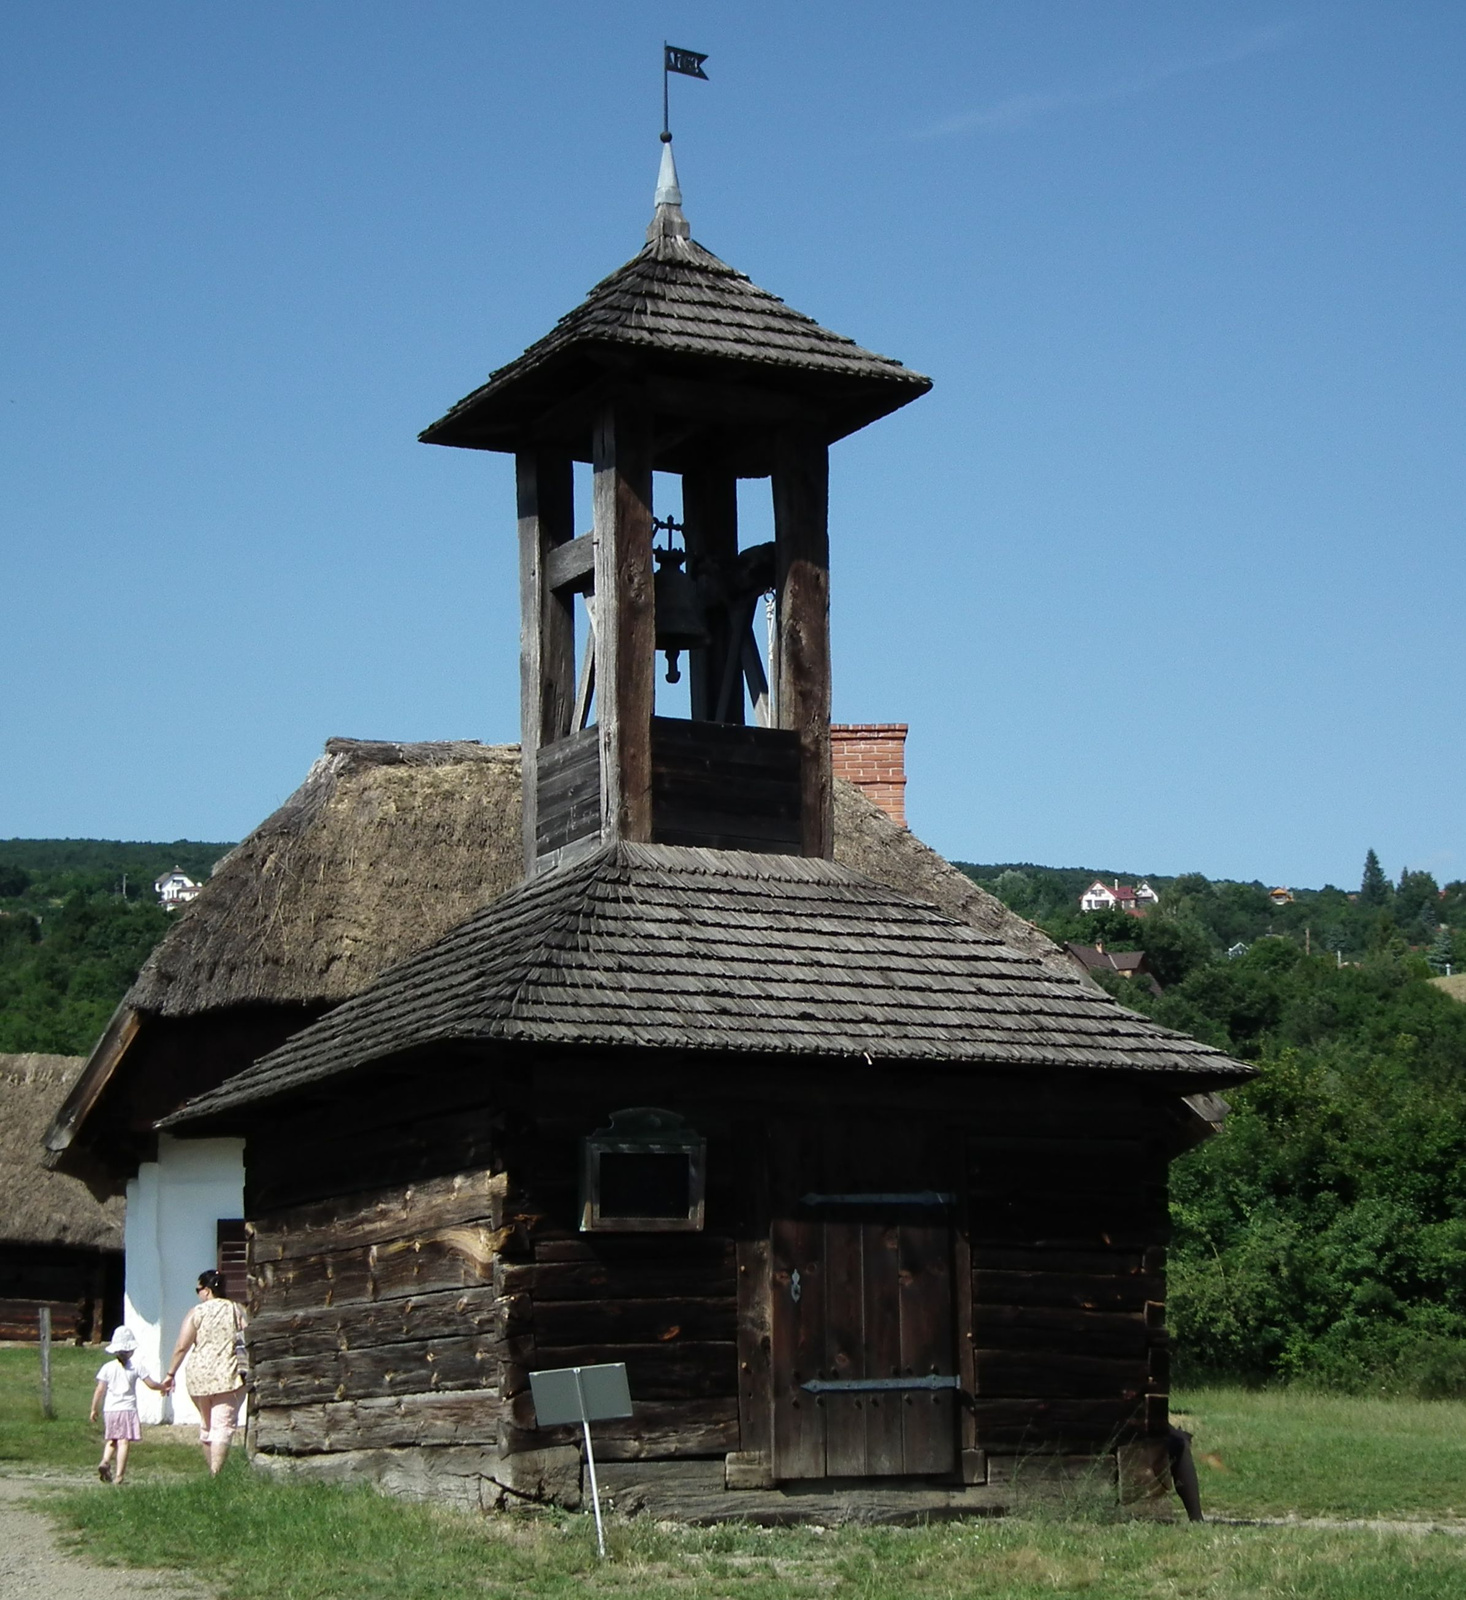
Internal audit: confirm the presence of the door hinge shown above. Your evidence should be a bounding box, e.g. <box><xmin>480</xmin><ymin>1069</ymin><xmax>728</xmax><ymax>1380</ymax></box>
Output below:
<box><xmin>800</xmin><ymin>1374</ymin><xmax>961</xmax><ymax>1394</ymax></box>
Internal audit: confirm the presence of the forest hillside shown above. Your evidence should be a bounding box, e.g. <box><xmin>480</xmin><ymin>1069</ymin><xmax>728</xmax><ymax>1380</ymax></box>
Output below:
<box><xmin>0</xmin><ymin>838</ymin><xmax>234</xmax><ymax>1053</ymax></box>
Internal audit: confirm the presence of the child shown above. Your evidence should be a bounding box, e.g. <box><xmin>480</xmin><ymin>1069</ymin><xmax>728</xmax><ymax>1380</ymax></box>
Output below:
<box><xmin>89</xmin><ymin>1326</ymin><xmax>166</xmax><ymax>1484</ymax></box>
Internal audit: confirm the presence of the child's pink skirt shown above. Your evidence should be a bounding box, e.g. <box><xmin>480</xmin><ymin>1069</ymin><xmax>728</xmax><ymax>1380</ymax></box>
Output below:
<box><xmin>103</xmin><ymin>1411</ymin><xmax>141</xmax><ymax>1441</ymax></box>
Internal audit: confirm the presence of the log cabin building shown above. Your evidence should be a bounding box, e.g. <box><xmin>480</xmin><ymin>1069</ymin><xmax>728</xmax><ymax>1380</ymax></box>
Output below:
<box><xmin>159</xmin><ymin>142</ymin><xmax>1254</xmax><ymax>1521</ymax></box>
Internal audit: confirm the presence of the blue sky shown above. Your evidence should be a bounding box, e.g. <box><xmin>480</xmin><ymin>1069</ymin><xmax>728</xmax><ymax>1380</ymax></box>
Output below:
<box><xmin>3</xmin><ymin>2</ymin><xmax>1462</xmax><ymax>889</ymax></box>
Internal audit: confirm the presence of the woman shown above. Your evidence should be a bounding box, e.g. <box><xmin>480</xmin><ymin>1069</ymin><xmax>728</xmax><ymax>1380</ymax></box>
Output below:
<box><xmin>163</xmin><ymin>1269</ymin><xmax>247</xmax><ymax>1476</ymax></box>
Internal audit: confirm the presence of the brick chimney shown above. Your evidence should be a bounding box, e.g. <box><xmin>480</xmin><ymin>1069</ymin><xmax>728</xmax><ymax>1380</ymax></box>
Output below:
<box><xmin>830</xmin><ymin>724</ymin><xmax>908</xmax><ymax>829</ymax></box>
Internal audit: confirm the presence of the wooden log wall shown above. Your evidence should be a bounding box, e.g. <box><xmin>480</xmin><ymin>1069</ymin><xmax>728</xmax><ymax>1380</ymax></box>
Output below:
<box><xmin>493</xmin><ymin>1112</ymin><xmax>741</xmax><ymax>1464</ymax></box>
<box><xmin>966</xmin><ymin>1098</ymin><xmax>1171</xmax><ymax>1459</ymax></box>
<box><xmin>245</xmin><ymin>1076</ymin><xmax>744</xmax><ymax>1468</ymax></box>
<box><xmin>242</xmin><ymin>1059</ymin><xmax>1176</xmax><ymax>1487</ymax></box>
<box><xmin>248</xmin><ymin>1169</ymin><xmax>512</xmax><ymax>1457</ymax></box>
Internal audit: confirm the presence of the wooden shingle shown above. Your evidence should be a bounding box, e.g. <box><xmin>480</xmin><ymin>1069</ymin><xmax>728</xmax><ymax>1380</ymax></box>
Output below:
<box><xmin>168</xmin><ymin>844</ymin><xmax>1251</xmax><ymax>1125</ymax></box>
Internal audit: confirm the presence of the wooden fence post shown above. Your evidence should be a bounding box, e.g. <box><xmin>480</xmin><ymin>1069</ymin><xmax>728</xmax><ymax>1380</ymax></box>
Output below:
<box><xmin>39</xmin><ymin>1304</ymin><xmax>56</xmax><ymax>1420</ymax></box>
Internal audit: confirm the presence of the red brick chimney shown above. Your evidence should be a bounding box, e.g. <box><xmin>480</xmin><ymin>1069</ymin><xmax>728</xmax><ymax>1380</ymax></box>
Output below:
<box><xmin>830</xmin><ymin>723</ymin><xmax>908</xmax><ymax>829</ymax></box>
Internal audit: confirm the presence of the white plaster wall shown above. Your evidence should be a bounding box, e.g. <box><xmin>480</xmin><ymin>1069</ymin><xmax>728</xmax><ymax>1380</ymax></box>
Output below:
<box><xmin>123</xmin><ymin>1134</ymin><xmax>245</xmax><ymax>1426</ymax></box>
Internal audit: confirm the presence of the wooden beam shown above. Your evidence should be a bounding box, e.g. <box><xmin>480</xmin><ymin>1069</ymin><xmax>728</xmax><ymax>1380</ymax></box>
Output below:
<box><xmin>741</xmin><ymin>627</ymin><xmax>771</xmax><ymax>728</ymax></box>
<box><xmin>516</xmin><ymin>450</ymin><xmax>576</xmax><ymax>875</ymax></box>
<box><xmin>592</xmin><ymin>400</ymin><xmax>656</xmax><ymax>842</ymax></box>
<box><xmin>682</xmin><ymin>459</ymin><xmax>740</xmax><ymax>724</ymax></box>
<box><xmin>545</xmin><ymin>532</ymin><xmax>595</xmax><ymax>595</ymax></box>
<box><xmin>572</xmin><ymin>597</ymin><xmax>597</xmax><ymax>732</ymax></box>
<box><xmin>771</xmin><ymin>430</ymin><xmax>832</xmax><ymax>858</ymax></box>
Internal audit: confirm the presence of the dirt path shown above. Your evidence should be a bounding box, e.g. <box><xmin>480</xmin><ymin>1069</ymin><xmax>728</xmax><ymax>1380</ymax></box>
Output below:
<box><xmin>0</xmin><ymin>1475</ymin><xmax>204</xmax><ymax>1599</ymax></box>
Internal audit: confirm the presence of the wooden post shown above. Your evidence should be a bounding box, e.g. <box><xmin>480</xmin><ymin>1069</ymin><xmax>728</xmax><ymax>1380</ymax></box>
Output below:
<box><xmin>592</xmin><ymin>400</ymin><xmax>656</xmax><ymax>843</ymax></box>
<box><xmin>38</xmin><ymin>1305</ymin><xmax>55</xmax><ymax>1420</ymax></box>
<box><xmin>771</xmin><ymin>430</ymin><xmax>832</xmax><ymax>857</ymax></box>
<box><xmin>682</xmin><ymin>458</ymin><xmax>741</xmax><ymax>724</ymax></box>
<box><xmin>516</xmin><ymin>450</ymin><xmax>577</xmax><ymax>873</ymax></box>
<box><xmin>89</xmin><ymin>1256</ymin><xmax>107</xmax><ymax>1344</ymax></box>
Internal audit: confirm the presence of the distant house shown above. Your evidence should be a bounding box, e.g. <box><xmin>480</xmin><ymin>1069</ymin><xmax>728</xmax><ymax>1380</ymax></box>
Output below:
<box><xmin>1079</xmin><ymin>879</ymin><xmax>1159</xmax><ymax>916</ymax></box>
<box><xmin>1268</xmin><ymin>887</ymin><xmax>1294</xmax><ymax>908</ymax></box>
<box><xmin>154</xmin><ymin>868</ymin><xmax>200</xmax><ymax>910</ymax></box>
<box><xmin>1065</xmin><ymin>942</ymin><xmax>1163</xmax><ymax>996</ymax></box>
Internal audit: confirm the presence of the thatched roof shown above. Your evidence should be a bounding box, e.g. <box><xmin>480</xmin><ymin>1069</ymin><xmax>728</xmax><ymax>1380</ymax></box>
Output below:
<box><xmin>420</xmin><ymin>184</ymin><xmax>930</xmax><ymax>458</ymax></box>
<box><xmin>128</xmin><ymin>739</ymin><xmax>526</xmax><ymax>1016</ymax></box>
<box><xmin>169</xmin><ymin>844</ymin><xmax>1251</xmax><ymax>1127</ymax></box>
<box><xmin>1</xmin><ymin>1056</ymin><xmax>123</xmax><ymax>1249</ymax></box>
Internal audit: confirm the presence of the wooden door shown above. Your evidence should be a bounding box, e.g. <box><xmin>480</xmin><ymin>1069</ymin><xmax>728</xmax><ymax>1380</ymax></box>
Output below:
<box><xmin>767</xmin><ymin>1120</ymin><xmax>959</xmax><ymax>1480</ymax></box>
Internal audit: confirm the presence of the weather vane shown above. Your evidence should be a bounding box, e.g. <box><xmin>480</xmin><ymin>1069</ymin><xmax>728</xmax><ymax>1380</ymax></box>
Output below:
<box><xmin>662</xmin><ymin>43</ymin><xmax>709</xmax><ymax>142</ymax></box>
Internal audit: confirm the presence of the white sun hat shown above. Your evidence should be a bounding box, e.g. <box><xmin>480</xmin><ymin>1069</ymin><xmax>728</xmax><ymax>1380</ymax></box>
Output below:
<box><xmin>104</xmin><ymin>1326</ymin><xmax>138</xmax><ymax>1355</ymax></box>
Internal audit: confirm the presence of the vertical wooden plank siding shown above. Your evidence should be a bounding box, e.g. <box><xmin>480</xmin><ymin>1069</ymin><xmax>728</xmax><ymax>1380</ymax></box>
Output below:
<box><xmin>681</xmin><ymin>459</ymin><xmax>741</xmax><ymax>724</ymax></box>
<box><xmin>897</xmin><ymin>1224</ymin><xmax>957</xmax><ymax>1475</ymax></box>
<box><xmin>820</xmin><ymin>1218</ymin><xmax>867</xmax><ymax>1475</ymax></box>
<box><xmin>771</xmin><ymin>430</ymin><xmax>832</xmax><ymax>858</ymax></box>
<box><xmin>592</xmin><ymin>402</ymin><xmax>656</xmax><ymax>843</ymax></box>
<box><xmin>516</xmin><ymin>450</ymin><xmax>576</xmax><ymax>874</ymax></box>
<box><xmin>861</xmin><ymin>1221</ymin><xmax>905</xmax><ymax>1471</ymax></box>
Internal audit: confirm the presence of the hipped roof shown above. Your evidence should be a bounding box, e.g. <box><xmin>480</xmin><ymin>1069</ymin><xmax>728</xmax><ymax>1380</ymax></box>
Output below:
<box><xmin>1</xmin><ymin>1056</ymin><xmax>123</xmax><ymax>1249</ymax></box>
<box><xmin>169</xmin><ymin>843</ymin><xmax>1251</xmax><ymax>1126</ymax></box>
<box><xmin>420</xmin><ymin>219</ymin><xmax>930</xmax><ymax>457</ymax></box>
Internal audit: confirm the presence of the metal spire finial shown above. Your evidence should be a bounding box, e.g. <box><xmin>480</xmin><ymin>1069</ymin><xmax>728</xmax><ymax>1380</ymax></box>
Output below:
<box><xmin>648</xmin><ymin>136</ymin><xmax>690</xmax><ymax>243</ymax></box>
<box><xmin>654</xmin><ymin>137</ymin><xmax>682</xmax><ymax>208</ymax></box>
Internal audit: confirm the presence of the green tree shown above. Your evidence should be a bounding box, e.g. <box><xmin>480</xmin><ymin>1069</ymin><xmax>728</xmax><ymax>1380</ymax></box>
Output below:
<box><xmin>1361</xmin><ymin>848</ymin><xmax>1391</xmax><ymax>907</ymax></box>
<box><xmin>1397</xmin><ymin>869</ymin><xmax>1442</xmax><ymax>938</ymax></box>
<box><xmin>1428</xmin><ymin>926</ymin><xmax>1455</xmax><ymax>975</ymax></box>
<box><xmin>1138</xmin><ymin>914</ymin><xmax>1214</xmax><ymax>988</ymax></box>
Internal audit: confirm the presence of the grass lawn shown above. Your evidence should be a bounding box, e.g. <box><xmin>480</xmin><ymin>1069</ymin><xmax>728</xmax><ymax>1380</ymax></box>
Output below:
<box><xmin>0</xmin><ymin>1344</ymin><xmax>198</xmax><ymax>1479</ymax></box>
<box><xmin>1175</xmin><ymin>1386</ymin><xmax>1466</xmax><ymax>1520</ymax></box>
<box><xmin>6</xmin><ymin>1363</ymin><xmax>1464</xmax><ymax>1600</ymax></box>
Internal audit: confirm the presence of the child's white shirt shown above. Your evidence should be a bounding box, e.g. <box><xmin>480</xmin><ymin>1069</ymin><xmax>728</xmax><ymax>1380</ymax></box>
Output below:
<box><xmin>95</xmin><ymin>1356</ymin><xmax>152</xmax><ymax>1413</ymax></box>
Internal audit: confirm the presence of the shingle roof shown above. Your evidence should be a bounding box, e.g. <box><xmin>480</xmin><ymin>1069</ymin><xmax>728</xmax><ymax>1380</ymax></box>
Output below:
<box><xmin>167</xmin><ymin>844</ymin><xmax>1251</xmax><ymax>1125</ymax></box>
<box><xmin>420</xmin><ymin>205</ymin><xmax>930</xmax><ymax>454</ymax></box>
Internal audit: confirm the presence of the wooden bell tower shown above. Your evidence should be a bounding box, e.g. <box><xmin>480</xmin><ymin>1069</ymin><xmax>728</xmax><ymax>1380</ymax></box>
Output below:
<box><xmin>421</xmin><ymin>141</ymin><xmax>930</xmax><ymax>873</ymax></box>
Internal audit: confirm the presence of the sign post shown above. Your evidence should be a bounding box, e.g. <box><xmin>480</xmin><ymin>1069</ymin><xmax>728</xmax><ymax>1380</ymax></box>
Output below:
<box><xmin>528</xmin><ymin>1362</ymin><xmax>633</xmax><ymax>1559</ymax></box>
<box><xmin>38</xmin><ymin>1305</ymin><xmax>55</xmax><ymax>1420</ymax></box>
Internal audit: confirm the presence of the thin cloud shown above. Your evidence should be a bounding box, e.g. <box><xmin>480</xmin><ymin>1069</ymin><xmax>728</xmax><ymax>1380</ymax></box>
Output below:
<box><xmin>913</xmin><ymin>22</ymin><xmax>1296</xmax><ymax>139</ymax></box>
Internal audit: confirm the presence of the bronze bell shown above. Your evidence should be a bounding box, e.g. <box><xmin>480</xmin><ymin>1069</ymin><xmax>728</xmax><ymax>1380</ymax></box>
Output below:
<box><xmin>653</xmin><ymin>547</ymin><xmax>709</xmax><ymax>684</ymax></box>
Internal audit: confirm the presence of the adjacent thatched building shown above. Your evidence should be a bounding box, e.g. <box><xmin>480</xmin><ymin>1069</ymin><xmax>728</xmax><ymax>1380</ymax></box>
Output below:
<box><xmin>1</xmin><ymin>1054</ymin><xmax>122</xmax><ymax>1341</ymax></box>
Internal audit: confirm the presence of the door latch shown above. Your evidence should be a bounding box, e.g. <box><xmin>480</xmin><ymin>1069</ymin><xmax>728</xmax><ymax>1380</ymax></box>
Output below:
<box><xmin>790</xmin><ymin>1268</ymin><xmax>802</xmax><ymax>1303</ymax></box>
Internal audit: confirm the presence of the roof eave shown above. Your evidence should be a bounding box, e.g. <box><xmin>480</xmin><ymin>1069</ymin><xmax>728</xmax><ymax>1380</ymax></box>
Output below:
<box><xmin>420</xmin><ymin>344</ymin><xmax>932</xmax><ymax>463</ymax></box>
<box><xmin>43</xmin><ymin>1004</ymin><xmax>142</xmax><ymax>1160</ymax></box>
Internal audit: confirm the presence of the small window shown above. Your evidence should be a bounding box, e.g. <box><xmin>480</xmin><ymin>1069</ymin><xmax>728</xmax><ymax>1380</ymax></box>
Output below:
<box><xmin>580</xmin><ymin>1108</ymin><xmax>706</xmax><ymax>1233</ymax></box>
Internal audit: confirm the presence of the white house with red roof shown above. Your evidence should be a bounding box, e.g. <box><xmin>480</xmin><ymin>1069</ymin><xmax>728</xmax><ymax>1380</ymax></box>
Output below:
<box><xmin>1079</xmin><ymin>878</ymin><xmax>1159</xmax><ymax>915</ymax></box>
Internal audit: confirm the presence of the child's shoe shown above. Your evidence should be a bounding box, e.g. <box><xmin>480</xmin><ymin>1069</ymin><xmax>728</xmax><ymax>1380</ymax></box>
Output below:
<box><xmin>98</xmin><ymin>1462</ymin><xmax>112</xmax><ymax>1482</ymax></box>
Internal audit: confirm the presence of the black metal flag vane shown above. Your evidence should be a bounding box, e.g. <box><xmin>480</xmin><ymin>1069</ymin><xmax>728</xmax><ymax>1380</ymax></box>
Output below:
<box><xmin>662</xmin><ymin>43</ymin><xmax>708</xmax><ymax>140</ymax></box>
